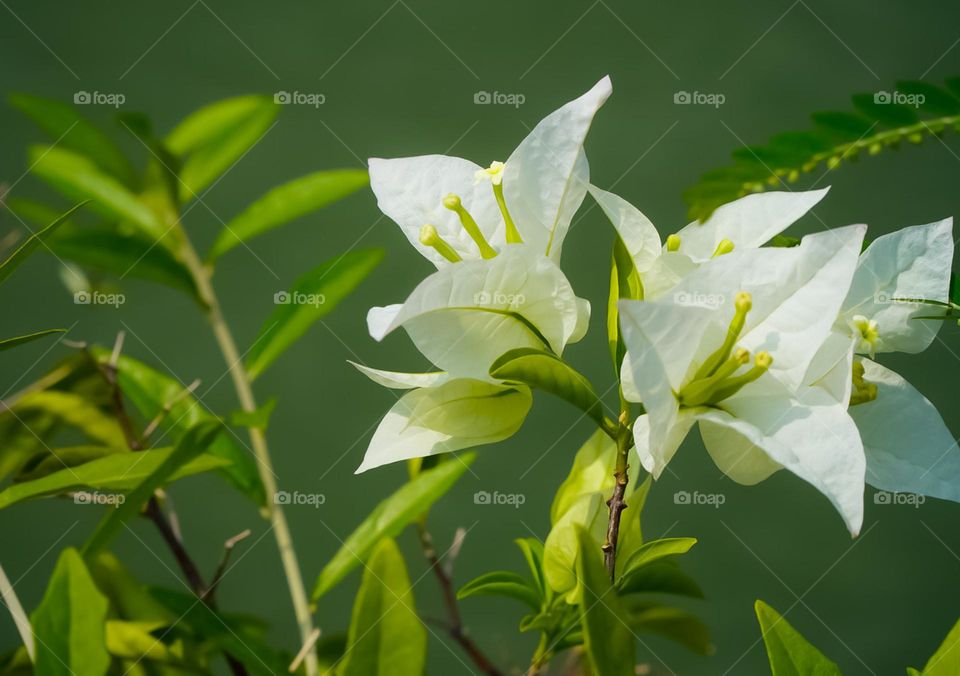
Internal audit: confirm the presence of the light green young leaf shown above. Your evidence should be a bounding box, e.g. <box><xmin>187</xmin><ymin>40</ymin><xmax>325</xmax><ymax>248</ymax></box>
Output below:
<box><xmin>30</xmin><ymin>548</ymin><xmax>110</xmax><ymax>676</ymax></box>
<box><xmin>88</xmin><ymin>551</ymin><xmax>175</xmax><ymax>624</ymax></box>
<box><xmin>104</xmin><ymin>620</ymin><xmax>184</xmax><ymax>665</ymax></box>
<box><xmin>312</xmin><ymin>454</ymin><xmax>474</xmax><ymax>600</ymax></box>
<box><xmin>230</xmin><ymin>398</ymin><xmax>277</xmax><ymax>430</ymax></box>
<box><xmin>616</xmin><ymin>475</ymin><xmax>652</xmax><ymax>573</ymax></box>
<box><xmin>0</xmin><ymin>329</ymin><xmax>64</xmax><ymax>352</ymax></box>
<box><xmin>0</xmin><ymin>447</ymin><xmax>228</xmax><ymax>509</ymax></box>
<box><xmin>755</xmin><ymin>599</ymin><xmax>842</xmax><ymax>676</ymax></box>
<box><xmin>208</xmin><ymin>169</ymin><xmax>369</xmax><ymax>261</ymax></box>
<box><xmin>551</xmin><ymin>429</ymin><xmax>618</xmax><ymax>524</ymax></box>
<box><xmin>617</xmin><ymin>560</ymin><xmax>704</xmax><ymax>598</ymax></box>
<box><xmin>339</xmin><ymin>538</ymin><xmax>427</xmax><ymax>676</ymax></box>
<box><xmin>515</xmin><ymin>538</ymin><xmax>547</xmax><ymax>597</ymax></box>
<box><xmin>165</xmin><ymin>95</ymin><xmax>278</xmax><ymax>202</ymax></box>
<box><xmin>0</xmin><ymin>202</ymin><xmax>85</xmax><ymax>285</ymax></box>
<box><xmin>457</xmin><ymin>571</ymin><xmax>542</xmax><ymax>611</ymax></box>
<box><xmin>617</xmin><ymin>537</ymin><xmax>698</xmax><ymax>585</ymax></box>
<box><xmin>246</xmin><ymin>248</ymin><xmax>383</xmax><ymax>381</ymax></box>
<box><xmin>489</xmin><ymin>348</ymin><xmax>609</xmax><ymax>431</ymax></box>
<box><xmin>10</xmin><ymin>93</ymin><xmax>135</xmax><ymax>184</ymax></box>
<box><xmin>607</xmin><ymin>234</ymin><xmax>643</xmax><ymax>371</ymax></box>
<box><xmin>575</xmin><ymin>526</ymin><xmax>635</xmax><ymax>676</ymax></box>
<box><xmin>83</xmin><ymin>421</ymin><xmax>223</xmax><ymax>557</ymax></box>
<box><xmin>624</xmin><ymin>601</ymin><xmax>713</xmax><ymax>655</ymax></box>
<box><xmin>543</xmin><ymin>492</ymin><xmax>606</xmax><ymax>599</ymax></box>
<box><xmin>916</xmin><ymin>616</ymin><xmax>960</xmax><ymax>675</ymax></box>
<box><xmin>91</xmin><ymin>349</ymin><xmax>264</xmax><ymax>505</ymax></box>
<box><xmin>28</xmin><ymin>146</ymin><xmax>167</xmax><ymax>243</ymax></box>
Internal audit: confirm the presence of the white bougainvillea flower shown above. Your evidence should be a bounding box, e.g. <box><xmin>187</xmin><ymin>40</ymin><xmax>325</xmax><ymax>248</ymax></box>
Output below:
<box><xmin>836</xmin><ymin>218</ymin><xmax>953</xmax><ymax>355</ymax></box>
<box><xmin>366</xmin><ymin>246</ymin><xmax>588</xmax><ymax>380</ymax></box>
<box><xmin>588</xmin><ymin>185</ymin><xmax>830</xmax><ymax>299</ymax></box>
<box><xmin>619</xmin><ymin>225</ymin><xmax>868</xmax><ymax>534</ymax></box>
<box><xmin>368</xmin><ymin>76</ymin><xmax>612</xmax><ymax>267</ymax></box>
<box><xmin>805</xmin><ymin>218</ymin><xmax>960</xmax><ymax>503</ymax></box>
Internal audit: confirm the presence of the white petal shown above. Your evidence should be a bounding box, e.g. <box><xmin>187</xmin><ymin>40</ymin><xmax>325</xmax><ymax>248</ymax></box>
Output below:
<box><xmin>503</xmin><ymin>76</ymin><xmax>612</xmax><ymax>261</ymax></box>
<box><xmin>839</xmin><ymin>218</ymin><xmax>953</xmax><ymax>353</ymax></box>
<box><xmin>356</xmin><ymin>379</ymin><xmax>531</xmax><ymax>472</ymax></box>
<box><xmin>639</xmin><ymin>251</ymin><xmax>697</xmax><ymax>300</ymax></box>
<box><xmin>632</xmin><ymin>410</ymin><xmax>697</xmax><ymax>479</ymax></box>
<box><xmin>673</xmin><ymin>188</ymin><xmax>830</xmax><ymax>262</ymax></box>
<box><xmin>367</xmin><ymin>304</ymin><xmax>403</xmax><ymax>342</ymax></box>
<box><xmin>699</xmin><ymin>419</ymin><xmax>782</xmax><ymax>484</ymax></box>
<box><xmin>802</xmin><ymin>330</ymin><xmax>858</xmax><ymax>404</ymax></box>
<box><xmin>702</xmin><ymin>384</ymin><xmax>865</xmax><ymax>535</ymax></box>
<box><xmin>850</xmin><ymin>359</ymin><xmax>960</xmax><ymax>502</ymax></box>
<box><xmin>670</xmin><ymin>224</ymin><xmax>866</xmax><ymax>389</ymax></box>
<box><xmin>569</xmin><ymin>296</ymin><xmax>592</xmax><ymax>344</ymax></box>
<box><xmin>386</xmin><ymin>247</ymin><xmax>581</xmax><ymax>378</ymax></box>
<box><xmin>349</xmin><ymin>362</ymin><xmax>448</xmax><ymax>389</ymax></box>
<box><xmin>587</xmin><ymin>184</ymin><xmax>661</xmax><ymax>272</ymax></box>
<box><xmin>369</xmin><ymin>155</ymin><xmax>504</xmax><ymax>267</ymax></box>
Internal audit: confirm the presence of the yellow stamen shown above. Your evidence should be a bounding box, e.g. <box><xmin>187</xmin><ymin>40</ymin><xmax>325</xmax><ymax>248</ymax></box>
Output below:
<box><xmin>693</xmin><ymin>291</ymin><xmax>752</xmax><ymax>380</ymax></box>
<box><xmin>419</xmin><ymin>224</ymin><xmax>462</xmax><ymax>263</ymax></box>
<box><xmin>443</xmin><ymin>193</ymin><xmax>497</xmax><ymax>259</ymax></box>
<box><xmin>679</xmin><ymin>348</ymin><xmax>750</xmax><ymax>407</ymax></box>
<box><xmin>666</xmin><ymin>234</ymin><xmax>681</xmax><ymax>252</ymax></box>
<box><xmin>712</xmin><ymin>238</ymin><xmax>735</xmax><ymax>257</ymax></box>
<box><xmin>850</xmin><ymin>315</ymin><xmax>880</xmax><ymax>355</ymax></box>
<box><xmin>849</xmin><ymin>360</ymin><xmax>878</xmax><ymax>406</ymax></box>
<box><xmin>709</xmin><ymin>351</ymin><xmax>773</xmax><ymax>402</ymax></box>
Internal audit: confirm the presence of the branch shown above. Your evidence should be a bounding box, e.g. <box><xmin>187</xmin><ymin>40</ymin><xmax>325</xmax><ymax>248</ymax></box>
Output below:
<box><xmin>603</xmin><ymin>412</ymin><xmax>634</xmax><ymax>580</ymax></box>
<box><xmin>415</xmin><ymin>524</ymin><xmax>503</xmax><ymax>676</ymax></box>
<box><xmin>205</xmin><ymin>529</ymin><xmax>252</xmax><ymax>604</ymax></box>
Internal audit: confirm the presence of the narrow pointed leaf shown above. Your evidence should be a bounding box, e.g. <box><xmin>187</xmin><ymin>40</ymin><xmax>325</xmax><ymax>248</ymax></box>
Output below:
<box><xmin>30</xmin><ymin>548</ymin><xmax>110</xmax><ymax>676</ymax></box>
<box><xmin>208</xmin><ymin>169</ymin><xmax>369</xmax><ymax>261</ymax></box>
<box><xmin>618</xmin><ymin>537</ymin><xmax>698</xmax><ymax>583</ymax></box>
<box><xmin>0</xmin><ymin>202</ymin><xmax>85</xmax><ymax>285</ymax></box>
<box><xmin>165</xmin><ymin>95</ymin><xmax>278</xmax><ymax>202</ymax></box>
<box><xmin>10</xmin><ymin>93</ymin><xmax>135</xmax><ymax>184</ymax></box>
<box><xmin>83</xmin><ymin>421</ymin><xmax>223</xmax><ymax>557</ymax></box>
<box><xmin>0</xmin><ymin>328</ymin><xmax>64</xmax><ymax>352</ymax></box>
<box><xmin>489</xmin><ymin>348</ymin><xmax>607</xmax><ymax>429</ymax></box>
<box><xmin>339</xmin><ymin>538</ymin><xmax>427</xmax><ymax>676</ymax></box>
<box><xmin>312</xmin><ymin>454</ymin><xmax>474</xmax><ymax>600</ymax></box>
<box><xmin>917</xmin><ymin>617</ymin><xmax>960</xmax><ymax>675</ymax></box>
<box><xmin>246</xmin><ymin>248</ymin><xmax>383</xmax><ymax>381</ymax></box>
<box><xmin>28</xmin><ymin>146</ymin><xmax>167</xmax><ymax>243</ymax></box>
<box><xmin>755</xmin><ymin>599</ymin><xmax>842</xmax><ymax>676</ymax></box>
<box><xmin>624</xmin><ymin>601</ymin><xmax>713</xmax><ymax>655</ymax></box>
<box><xmin>0</xmin><ymin>447</ymin><xmax>228</xmax><ymax>509</ymax></box>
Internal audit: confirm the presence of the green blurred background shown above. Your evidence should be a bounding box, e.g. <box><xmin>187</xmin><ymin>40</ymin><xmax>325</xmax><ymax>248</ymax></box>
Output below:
<box><xmin>1</xmin><ymin>0</ymin><xmax>959</xmax><ymax>673</ymax></box>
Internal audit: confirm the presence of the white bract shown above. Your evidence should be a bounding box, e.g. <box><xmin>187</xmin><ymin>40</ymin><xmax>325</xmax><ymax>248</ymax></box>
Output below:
<box><xmin>619</xmin><ymin>225</ymin><xmax>869</xmax><ymax>534</ymax></box>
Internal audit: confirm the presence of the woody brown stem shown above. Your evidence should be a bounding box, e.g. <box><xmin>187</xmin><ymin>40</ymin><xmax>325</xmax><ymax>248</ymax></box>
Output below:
<box><xmin>602</xmin><ymin>413</ymin><xmax>634</xmax><ymax>581</ymax></box>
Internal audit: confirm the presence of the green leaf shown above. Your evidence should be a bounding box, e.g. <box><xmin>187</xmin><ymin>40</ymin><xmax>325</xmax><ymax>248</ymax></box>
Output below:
<box><xmin>208</xmin><ymin>169</ymin><xmax>369</xmax><ymax>261</ymax></box>
<box><xmin>105</xmin><ymin>620</ymin><xmax>193</xmax><ymax>668</ymax></box>
<box><xmin>15</xmin><ymin>389</ymin><xmax>127</xmax><ymax>449</ymax></box>
<box><xmin>0</xmin><ymin>446</ymin><xmax>228</xmax><ymax>509</ymax></box>
<box><xmin>457</xmin><ymin>571</ymin><xmax>542</xmax><ymax>611</ymax></box>
<box><xmin>544</xmin><ymin>493</ymin><xmax>606</xmax><ymax>599</ymax></box>
<box><xmin>895</xmin><ymin>81</ymin><xmax>960</xmax><ymax>115</ymax></box>
<box><xmin>339</xmin><ymin>538</ymin><xmax>427</xmax><ymax>676</ymax></box>
<box><xmin>88</xmin><ymin>551</ymin><xmax>175</xmax><ymax>624</ymax></box>
<box><xmin>515</xmin><ymin>538</ymin><xmax>548</xmax><ymax>597</ymax></box>
<box><xmin>230</xmin><ymin>398</ymin><xmax>277</xmax><ymax>430</ymax></box>
<box><xmin>0</xmin><ymin>202</ymin><xmax>85</xmax><ymax>285</ymax></box>
<box><xmin>617</xmin><ymin>560</ymin><xmax>704</xmax><ymax>598</ymax></box>
<box><xmin>608</xmin><ymin>235</ymin><xmax>642</xmax><ymax>372</ymax></box>
<box><xmin>312</xmin><ymin>454</ymin><xmax>474</xmax><ymax>600</ymax></box>
<box><xmin>852</xmin><ymin>93</ymin><xmax>919</xmax><ymax>127</ymax></box>
<box><xmin>916</xmin><ymin>616</ymin><xmax>960</xmax><ymax>675</ymax></box>
<box><xmin>28</xmin><ymin>146</ymin><xmax>167</xmax><ymax>243</ymax></box>
<box><xmin>617</xmin><ymin>537</ymin><xmax>698</xmax><ymax>584</ymax></box>
<box><xmin>246</xmin><ymin>249</ymin><xmax>383</xmax><ymax>380</ymax></box>
<box><xmin>30</xmin><ymin>548</ymin><xmax>110</xmax><ymax>676</ymax></box>
<box><xmin>755</xmin><ymin>599</ymin><xmax>842</xmax><ymax>676</ymax></box>
<box><xmin>92</xmin><ymin>349</ymin><xmax>264</xmax><ymax>505</ymax></box>
<box><xmin>9</xmin><ymin>93</ymin><xmax>135</xmax><ymax>184</ymax></box>
<box><xmin>575</xmin><ymin>526</ymin><xmax>635</xmax><ymax>676</ymax></box>
<box><xmin>489</xmin><ymin>348</ymin><xmax>608</xmax><ymax>430</ymax></box>
<box><xmin>616</xmin><ymin>475</ymin><xmax>652</xmax><ymax>570</ymax></box>
<box><xmin>83</xmin><ymin>421</ymin><xmax>223</xmax><ymax>557</ymax></box>
<box><xmin>165</xmin><ymin>95</ymin><xmax>279</xmax><ymax>202</ymax></box>
<box><xmin>624</xmin><ymin>601</ymin><xmax>713</xmax><ymax>655</ymax></box>
<box><xmin>0</xmin><ymin>328</ymin><xmax>64</xmax><ymax>352</ymax></box>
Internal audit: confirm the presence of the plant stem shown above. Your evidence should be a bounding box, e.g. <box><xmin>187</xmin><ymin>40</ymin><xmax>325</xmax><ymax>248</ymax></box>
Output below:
<box><xmin>179</xmin><ymin>243</ymin><xmax>319</xmax><ymax>676</ymax></box>
<box><xmin>602</xmin><ymin>413</ymin><xmax>633</xmax><ymax>581</ymax></box>
<box><xmin>415</xmin><ymin>524</ymin><xmax>503</xmax><ymax>676</ymax></box>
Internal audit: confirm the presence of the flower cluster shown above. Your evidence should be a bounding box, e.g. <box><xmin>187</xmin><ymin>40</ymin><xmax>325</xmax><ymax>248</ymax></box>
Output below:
<box><xmin>355</xmin><ymin>75</ymin><xmax>959</xmax><ymax>536</ymax></box>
